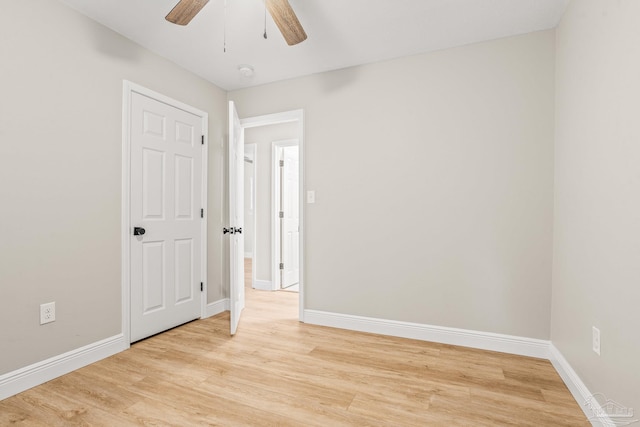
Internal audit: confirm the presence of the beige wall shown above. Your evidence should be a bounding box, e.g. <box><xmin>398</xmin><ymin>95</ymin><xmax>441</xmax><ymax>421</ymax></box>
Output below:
<box><xmin>552</xmin><ymin>0</ymin><xmax>640</xmax><ymax>414</ymax></box>
<box><xmin>0</xmin><ymin>0</ymin><xmax>227</xmax><ymax>374</ymax></box>
<box><xmin>244</xmin><ymin>124</ymin><xmax>299</xmax><ymax>283</ymax></box>
<box><xmin>230</xmin><ymin>30</ymin><xmax>556</xmax><ymax>339</ymax></box>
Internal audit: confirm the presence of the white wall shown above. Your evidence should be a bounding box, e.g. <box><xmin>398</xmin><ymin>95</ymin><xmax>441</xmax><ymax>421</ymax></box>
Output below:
<box><xmin>552</xmin><ymin>0</ymin><xmax>640</xmax><ymax>415</ymax></box>
<box><xmin>231</xmin><ymin>30</ymin><xmax>556</xmax><ymax>339</ymax></box>
<box><xmin>0</xmin><ymin>0</ymin><xmax>227</xmax><ymax>374</ymax></box>
<box><xmin>244</xmin><ymin>123</ymin><xmax>299</xmax><ymax>283</ymax></box>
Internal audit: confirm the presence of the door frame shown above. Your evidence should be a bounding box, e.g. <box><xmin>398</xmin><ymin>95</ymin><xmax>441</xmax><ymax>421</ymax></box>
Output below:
<box><xmin>272</xmin><ymin>139</ymin><xmax>299</xmax><ymax>291</ymax></box>
<box><xmin>244</xmin><ymin>143</ymin><xmax>258</xmax><ymax>290</ymax></box>
<box><xmin>239</xmin><ymin>109</ymin><xmax>305</xmax><ymax>321</ymax></box>
<box><xmin>121</xmin><ymin>80</ymin><xmax>209</xmax><ymax>344</ymax></box>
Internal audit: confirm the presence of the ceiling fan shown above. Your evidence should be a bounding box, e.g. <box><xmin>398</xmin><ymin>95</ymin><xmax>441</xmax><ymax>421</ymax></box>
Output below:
<box><xmin>165</xmin><ymin>0</ymin><xmax>307</xmax><ymax>46</ymax></box>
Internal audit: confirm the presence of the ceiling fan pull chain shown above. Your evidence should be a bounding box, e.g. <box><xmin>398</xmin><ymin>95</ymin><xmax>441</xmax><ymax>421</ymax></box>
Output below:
<box><xmin>263</xmin><ymin>0</ymin><xmax>268</xmax><ymax>39</ymax></box>
<box><xmin>223</xmin><ymin>0</ymin><xmax>227</xmax><ymax>52</ymax></box>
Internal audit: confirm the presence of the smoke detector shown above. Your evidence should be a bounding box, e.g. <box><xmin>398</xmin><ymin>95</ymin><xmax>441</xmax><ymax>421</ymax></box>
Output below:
<box><xmin>238</xmin><ymin>64</ymin><xmax>254</xmax><ymax>78</ymax></box>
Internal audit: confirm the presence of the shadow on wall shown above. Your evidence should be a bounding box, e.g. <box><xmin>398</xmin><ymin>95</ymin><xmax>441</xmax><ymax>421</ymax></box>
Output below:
<box><xmin>318</xmin><ymin>66</ymin><xmax>361</xmax><ymax>93</ymax></box>
<box><xmin>297</xmin><ymin>2</ymin><xmax>361</xmax><ymax>93</ymax></box>
<box><xmin>82</xmin><ymin>17</ymin><xmax>142</xmax><ymax>62</ymax></box>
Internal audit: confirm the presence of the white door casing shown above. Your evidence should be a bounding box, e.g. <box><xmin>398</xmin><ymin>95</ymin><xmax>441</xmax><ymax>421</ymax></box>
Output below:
<box><xmin>243</xmin><ymin>144</ymin><xmax>256</xmax><ymax>259</ymax></box>
<box><xmin>127</xmin><ymin>86</ymin><xmax>206</xmax><ymax>343</ymax></box>
<box><xmin>281</xmin><ymin>146</ymin><xmax>300</xmax><ymax>288</ymax></box>
<box><xmin>229</xmin><ymin>101</ymin><xmax>245</xmax><ymax>335</ymax></box>
<box><xmin>244</xmin><ymin>144</ymin><xmax>257</xmax><ymax>290</ymax></box>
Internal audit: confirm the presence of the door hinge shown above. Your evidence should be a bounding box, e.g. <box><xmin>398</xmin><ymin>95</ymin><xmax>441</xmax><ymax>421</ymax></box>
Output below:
<box><xmin>201</xmin><ymin>208</ymin><xmax>204</xmax><ymax>218</ymax></box>
<box><xmin>279</xmin><ymin>211</ymin><xmax>284</xmax><ymax>218</ymax></box>
<box><xmin>201</xmin><ymin>135</ymin><xmax>205</xmax><ymax>145</ymax></box>
<box><xmin>200</xmin><ymin>282</ymin><xmax>203</xmax><ymax>292</ymax></box>
<box><xmin>279</xmin><ymin>263</ymin><xmax>284</xmax><ymax>270</ymax></box>
<box><xmin>279</xmin><ymin>160</ymin><xmax>284</xmax><ymax>167</ymax></box>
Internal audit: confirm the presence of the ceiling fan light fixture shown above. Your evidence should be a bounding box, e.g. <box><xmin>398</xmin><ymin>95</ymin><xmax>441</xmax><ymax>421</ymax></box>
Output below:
<box><xmin>238</xmin><ymin>64</ymin><xmax>255</xmax><ymax>78</ymax></box>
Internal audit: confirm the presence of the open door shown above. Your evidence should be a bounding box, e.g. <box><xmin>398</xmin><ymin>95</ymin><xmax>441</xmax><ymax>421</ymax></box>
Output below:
<box><xmin>281</xmin><ymin>145</ymin><xmax>300</xmax><ymax>289</ymax></box>
<box><xmin>229</xmin><ymin>101</ymin><xmax>245</xmax><ymax>335</ymax></box>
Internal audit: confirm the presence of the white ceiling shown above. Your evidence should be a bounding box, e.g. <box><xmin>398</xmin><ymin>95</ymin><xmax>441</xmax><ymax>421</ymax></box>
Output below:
<box><xmin>58</xmin><ymin>0</ymin><xmax>569</xmax><ymax>91</ymax></box>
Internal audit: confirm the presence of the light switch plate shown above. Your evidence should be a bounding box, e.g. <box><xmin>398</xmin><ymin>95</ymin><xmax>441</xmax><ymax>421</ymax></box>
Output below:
<box><xmin>307</xmin><ymin>190</ymin><xmax>315</xmax><ymax>204</ymax></box>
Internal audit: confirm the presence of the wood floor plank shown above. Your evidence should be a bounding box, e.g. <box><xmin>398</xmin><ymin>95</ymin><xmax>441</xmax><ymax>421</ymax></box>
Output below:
<box><xmin>0</xmin><ymin>259</ymin><xmax>588</xmax><ymax>425</ymax></box>
<box><xmin>0</xmin><ymin>399</ymin><xmax>51</xmax><ymax>427</ymax></box>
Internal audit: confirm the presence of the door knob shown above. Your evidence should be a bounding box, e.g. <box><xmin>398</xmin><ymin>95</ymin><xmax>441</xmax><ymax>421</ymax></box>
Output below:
<box><xmin>133</xmin><ymin>227</ymin><xmax>146</xmax><ymax>236</ymax></box>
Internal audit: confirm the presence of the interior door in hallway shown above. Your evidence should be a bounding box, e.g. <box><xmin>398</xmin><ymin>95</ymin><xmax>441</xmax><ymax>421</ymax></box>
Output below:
<box><xmin>281</xmin><ymin>145</ymin><xmax>299</xmax><ymax>289</ymax></box>
<box><xmin>130</xmin><ymin>91</ymin><xmax>203</xmax><ymax>342</ymax></box>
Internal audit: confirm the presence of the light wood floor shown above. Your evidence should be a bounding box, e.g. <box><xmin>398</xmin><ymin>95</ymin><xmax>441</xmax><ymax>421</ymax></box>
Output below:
<box><xmin>1</xmin><ymin>265</ymin><xmax>588</xmax><ymax>426</ymax></box>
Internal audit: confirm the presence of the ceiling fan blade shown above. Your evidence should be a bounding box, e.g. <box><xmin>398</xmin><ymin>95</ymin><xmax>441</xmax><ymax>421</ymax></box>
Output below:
<box><xmin>166</xmin><ymin>0</ymin><xmax>209</xmax><ymax>26</ymax></box>
<box><xmin>266</xmin><ymin>0</ymin><xmax>307</xmax><ymax>46</ymax></box>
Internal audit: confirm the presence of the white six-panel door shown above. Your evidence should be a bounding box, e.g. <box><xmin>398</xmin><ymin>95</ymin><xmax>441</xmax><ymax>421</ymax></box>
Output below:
<box><xmin>130</xmin><ymin>91</ymin><xmax>203</xmax><ymax>342</ymax></box>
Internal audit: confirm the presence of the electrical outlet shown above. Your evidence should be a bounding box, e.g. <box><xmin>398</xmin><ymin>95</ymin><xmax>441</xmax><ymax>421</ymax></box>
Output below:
<box><xmin>40</xmin><ymin>302</ymin><xmax>56</xmax><ymax>325</ymax></box>
<box><xmin>592</xmin><ymin>326</ymin><xmax>601</xmax><ymax>355</ymax></box>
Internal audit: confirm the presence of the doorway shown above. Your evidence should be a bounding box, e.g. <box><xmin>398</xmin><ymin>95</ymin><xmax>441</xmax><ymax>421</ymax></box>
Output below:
<box><xmin>243</xmin><ymin>144</ymin><xmax>257</xmax><ymax>292</ymax></box>
<box><xmin>234</xmin><ymin>109</ymin><xmax>305</xmax><ymax>322</ymax></box>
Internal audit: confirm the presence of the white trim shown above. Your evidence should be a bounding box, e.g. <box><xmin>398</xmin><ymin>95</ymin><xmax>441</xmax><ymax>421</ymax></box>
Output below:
<box><xmin>549</xmin><ymin>344</ymin><xmax>612</xmax><ymax>426</ymax></box>
<box><xmin>239</xmin><ymin>108</ymin><xmax>305</xmax><ymax>321</ymax></box>
<box><xmin>0</xmin><ymin>334</ymin><xmax>126</xmax><ymax>401</ymax></box>
<box><xmin>200</xmin><ymin>107</ymin><xmax>209</xmax><ymax>319</ymax></box>
<box><xmin>271</xmin><ymin>144</ymin><xmax>277</xmax><ymax>291</ymax></box>
<box><xmin>244</xmin><ymin>252</ymin><xmax>253</xmax><ymax>258</ymax></box>
<box><xmin>122</xmin><ymin>80</ymin><xmax>209</xmax><ymax>344</ymax></box>
<box><xmin>240</xmin><ymin>111</ymin><xmax>300</xmax><ymax>129</ymax></box>
<box><xmin>304</xmin><ymin>309</ymin><xmax>550</xmax><ymax>359</ymax></box>
<box><xmin>205</xmin><ymin>298</ymin><xmax>230</xmax><ymax>318</ymax></box>
<box><xmin>245</xmin><ymin>143</ymin><xmax>258</xmax><ymax>292</ymax></box>
<box><xmin>253</xmin><ymin>280</ymin><xmax>273</xmax><ymax>291</ymax></box>
<box><xmin>121</xmin><ymin>82</ymin><xmax>133</xmax><ymax>345</ymax></box>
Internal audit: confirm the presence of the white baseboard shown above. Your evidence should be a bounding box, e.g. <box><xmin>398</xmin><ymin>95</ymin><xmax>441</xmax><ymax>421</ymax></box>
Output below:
<box><xmin>253</xmin><ymin>280</ymin><xmax>272</xmax><ymax>291</ymax></box>
<box><xmin>303</xmin><ymin>309</ymin><xmax>550</xmax><ymax>359</ymax></box>
<box><xmin>205</xmin><ymin>298</ymin><xmax>230</xmax><ymax>318</ymax></box>
<box><xmin>0</xmin><ymin>334</ymin><xmax>127</xmax><ymax>401</ymax></box>
<box><xmin>549</xmin><ymin>344</ymin><xmax>615</xmax><ymax>427</ymax></box>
